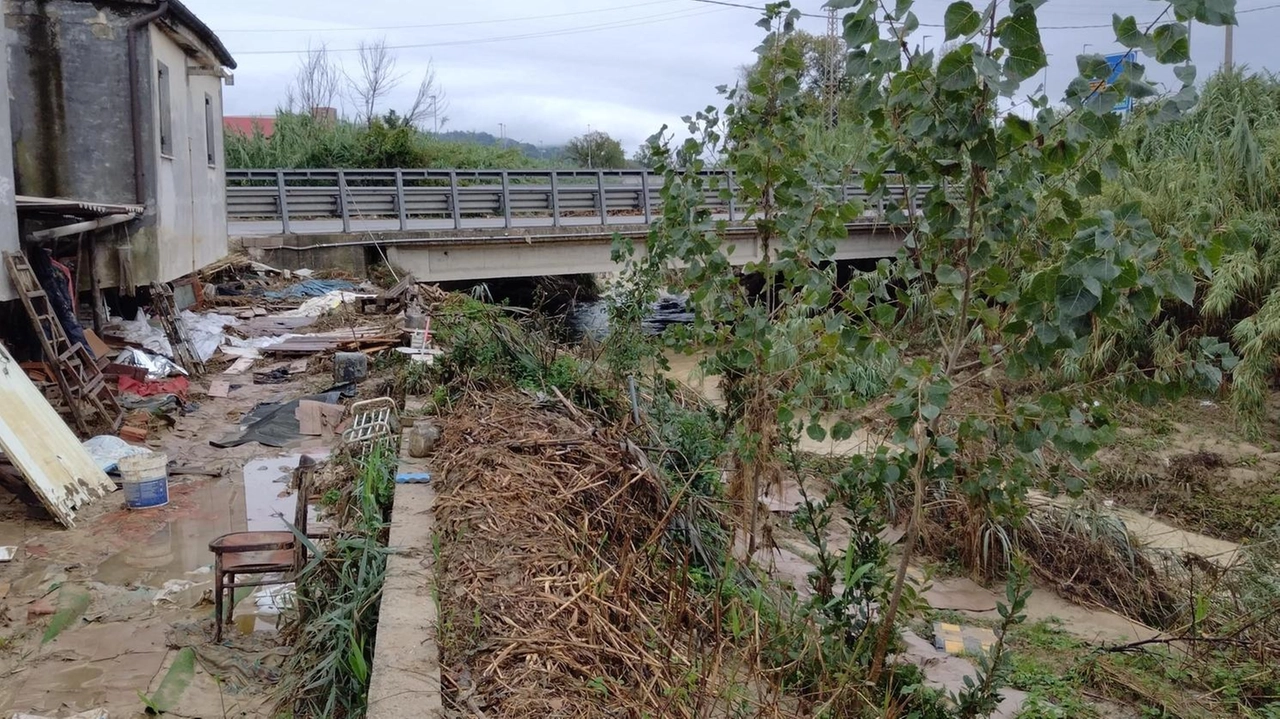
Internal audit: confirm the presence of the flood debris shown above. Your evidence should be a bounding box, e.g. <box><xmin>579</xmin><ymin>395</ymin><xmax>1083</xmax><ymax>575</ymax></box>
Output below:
<box><xmin>0</xmin><ymin>342</ymin><xmax>116</xmax><ymax>527</ymax></box>
<box><xmin>433</xmin><ymin>387</ymin><xmax>756</xmax><ymax>717</ymax></box>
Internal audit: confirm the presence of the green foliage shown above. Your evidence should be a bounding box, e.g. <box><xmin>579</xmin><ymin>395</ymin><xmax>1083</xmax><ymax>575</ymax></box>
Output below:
<box><xmin>563</xmin><ymin>130</ymin><xmax>627</xmax><ymax>169</ymax></box>
<box><xmin>140</xmin><ymin>647</ymin><xmax>196</xmax><ymax>714</ymax></box>
<box><xmin>225</xmin><ymin>112</ymin><xmax>539</xmax><ymax>170</ymax></box>
<box><xmin>625</xmin><ymin>0</ymin><xmax>1237</xmax><ymax>708</ymax></box>
<box><xmin>279</xmin><ymin>444</ymin><xmax>396</xmax><ymax>719</ymax></box>
<box><xmin>1097</xmin><ymin>69</ymin><xmax>1280</xmax><ymax>426</ymax></box>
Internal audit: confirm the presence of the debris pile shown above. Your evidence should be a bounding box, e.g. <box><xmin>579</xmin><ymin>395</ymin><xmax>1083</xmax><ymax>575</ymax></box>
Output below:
<box><xmin>433</xmin><ymin>388</ymin><xmax>769</xmax><ymax>718</ymax></box>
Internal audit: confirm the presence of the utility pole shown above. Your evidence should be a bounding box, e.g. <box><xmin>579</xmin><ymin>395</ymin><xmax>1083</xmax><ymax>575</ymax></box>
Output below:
<box><xmin>823</xmin><ymin>6</ymin><xmax>841</xmax><ymax>129</ymax></box>
<box><xmin>429</xmin><ymin>94</ymin><xmax>438</xmax><ymax>134</ymax></box>
<box><xmin>498</xmin><ymin>122</ymin><xmax>506</xmax><ymax>148</ymax></box>
<box><xmin>1224</xmin><ymin>24</ymin><xmax>1234</xmax><ymax>71</ymax></box>
<box><xmin>586</xmin><ymin>123</ymin><xmax>593</xmax><ymax>169</ymax></box>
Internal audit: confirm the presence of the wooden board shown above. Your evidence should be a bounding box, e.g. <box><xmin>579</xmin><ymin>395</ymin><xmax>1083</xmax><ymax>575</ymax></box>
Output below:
<box><xmin>0</xmin><ymin>342</ymin><xmax>115</xmax><ymax>527</ymax></box>
<box><xmin>208</xmin><ymin>379</ymin><xmax>231</xmax><ymax>398</ymax></box>
<box><xmin>223</xmin><ymin>357</ymin><xmax>255</xmax><ymax>375</ymax></box>
<box><xmin>83</xmin><ymin>330</ymin><xmax>113</xmax><ymax>361</ymax></box>
<box><xmin>296</xmin><ymin>400</ymin><xmax>345</xmax><ymax>437</ymax></box>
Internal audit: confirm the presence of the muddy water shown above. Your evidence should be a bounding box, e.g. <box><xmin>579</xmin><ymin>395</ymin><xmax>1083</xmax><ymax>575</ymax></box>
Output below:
<box><xmin>94</xmin><ymin>454</ymin><xmax>318</xmax><ymax>588</ymax></box>
<box><xmin>0</xmin><ymin>454</ymin><xmax>321</xmax><ymax>718</ymax></box>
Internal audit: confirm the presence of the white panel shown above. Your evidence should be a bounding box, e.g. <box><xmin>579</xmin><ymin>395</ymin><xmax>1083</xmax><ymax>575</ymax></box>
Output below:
<box><xmin>0</xmin><ymin>343</ymin><xmax>115</xmax><ymax>527</ymax></box>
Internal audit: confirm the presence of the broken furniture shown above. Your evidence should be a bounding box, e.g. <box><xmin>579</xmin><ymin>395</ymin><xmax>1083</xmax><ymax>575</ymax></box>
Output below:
<box><xmin>151</xmin><ymin>281</ymin><xmax>206</xmax><ymax>376</ymax></box>
<box><xmin>5</xmin><ymin>251</ymin><xmax>122</xmax><ymax>435</ymax></box>
<box><xmin>359</xmin><ymin>272</ymin><xmax>415</xmax><ymax>315</ymax></box>
<box><xmin>208</xmin><ymin>455</ymin><xmax>319</xmax><ymax>642</ymax></box>
<box><xmin>342</xmin><ymin>397</ymin><xmax>400</xmax><ymax>455</ymax></box>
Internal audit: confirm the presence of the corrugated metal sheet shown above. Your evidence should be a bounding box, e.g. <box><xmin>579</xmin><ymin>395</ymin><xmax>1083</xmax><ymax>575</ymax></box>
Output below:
<box><xmin>0</xmin><ymin>342</ymin><xmax>116</xmax><ymax>527</ymax></box>
<box><xmin>15</xmin><ymin>195</ymin><xmax>145</xmax><ymax>218</ymax></box>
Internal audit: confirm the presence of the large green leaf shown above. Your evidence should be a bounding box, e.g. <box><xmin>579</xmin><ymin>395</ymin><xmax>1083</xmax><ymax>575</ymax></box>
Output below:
<box><xmin>938</xmin><ymin>46</ymin><xmax>978</xmax><ymax>90</ymax></box>
<box><xmin>997</xmin><ymin>7</ymin><xmax>1041</xmax><ymax>49</ymax></box>
<box><xmin>944</xmin><ymin>1</ymin><xmax>983</xmax><ymax>40</ymax></box>
<box><xmin>1056</xmin><ymin>276</ymin><xmax>1100</xmax><ymax>319</ymax></box>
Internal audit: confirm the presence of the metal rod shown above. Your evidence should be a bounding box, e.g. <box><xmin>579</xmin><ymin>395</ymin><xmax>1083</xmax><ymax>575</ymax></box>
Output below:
<box><xmin>395</xmin><ymin>169</ymin><xmax>407</xmax><ymax>231</ymax></box>
<box><xmin>641</xmin><ymin>172</ymin><xmax>652</xmax><ymax>224</ymax></box>
<box><xmin>337</xmin><ymin>170</ymin><xmax>351</xmax><ymax>233</ymax></box>
<box><xmin>276</xmin><ymin>168</ymin><xmax>291</xmax><ymax>234</ymax></box>
<box><xmin>500</xmin><ymin>171</ymin><xmax>512</xmax><ymax>228</ymax></box>
<box><xmin>596</xmin><ymin>170</ymin><xmax>607</xmax><ymax>226</ymax></box>
<box><xmin>726</xmin><ymin>171</ymin><xmax>736</xmax><ymax>222</ymax></box>
<box><xmin>550</xmin><ymin>171</ymin><xmax>562</xmax><ymax>228</ymax></box>
<box><xmin>449</xmin><ymin>170</ymin><xmax>461</xmax><ymax>230</ymax></box>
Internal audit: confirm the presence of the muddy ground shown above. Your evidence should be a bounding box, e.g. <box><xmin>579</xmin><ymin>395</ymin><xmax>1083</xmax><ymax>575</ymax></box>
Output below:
<box><xmin>0</xmin><ymin>371</ymin><xmax>334</xmax><ymax>718</ymax></box>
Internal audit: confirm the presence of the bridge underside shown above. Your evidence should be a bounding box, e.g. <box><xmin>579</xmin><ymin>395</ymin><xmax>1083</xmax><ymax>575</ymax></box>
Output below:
<box><xmin>234</xmin><ymin>222</ymin><xmax>904</xmax><ymax>283</ymax></box>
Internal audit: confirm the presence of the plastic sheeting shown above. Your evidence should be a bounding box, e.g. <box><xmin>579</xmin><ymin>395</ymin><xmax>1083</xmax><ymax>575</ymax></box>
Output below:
<box><xmin>109</xmin><ymin>312</ymin><xmax>173</xmax><ymax>358</ymax></box>
<box><xmin>180</xmin><ymin>310</ymin><xmax>239</xmax><ymax>362</ymax></box>
<box><xmin>116</xmin><ymin>347</ymin><xmax>187</xmax><ymax>380</ymax></box>
<box><xmin>274</xmin><ymin>290</ymin><xmax>374</xmax><ymax>318</ymax></box>
<box><xmin>263</xmin><ymin>279</ymin><xmax>357</xmax><ymax>300</ymax></box>
<box><xmin>82</xmin><ymin>435</ymin><xmax>153</xmax><ymax>473</ymax></box>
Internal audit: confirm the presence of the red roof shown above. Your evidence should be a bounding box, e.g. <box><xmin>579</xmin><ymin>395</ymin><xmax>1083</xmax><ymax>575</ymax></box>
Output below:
<box><xmin>223</xmin><ymin>116</ymin><xmax>276</xmax><ymax>138</ymax></box>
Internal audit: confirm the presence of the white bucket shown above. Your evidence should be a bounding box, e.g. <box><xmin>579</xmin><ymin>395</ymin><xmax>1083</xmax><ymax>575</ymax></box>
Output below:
<box><xmin>119</xmin><ymin>453</ymin><xmax>169</xmax><ymax>509</ymax></box>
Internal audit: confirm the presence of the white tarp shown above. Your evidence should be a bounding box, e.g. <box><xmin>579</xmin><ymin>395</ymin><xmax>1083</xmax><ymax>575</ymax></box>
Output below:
<box><xmin>0</xmin><ymin>343</ymin><xmax>116</xmax><ymax>527</ymax></box>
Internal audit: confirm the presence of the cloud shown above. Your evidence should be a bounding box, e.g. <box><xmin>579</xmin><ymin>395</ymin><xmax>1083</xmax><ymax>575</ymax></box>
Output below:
<box><xmin>191</xmin><ymin>0</ymin><xmax>1278</xmax><ymax>149</ymax></box>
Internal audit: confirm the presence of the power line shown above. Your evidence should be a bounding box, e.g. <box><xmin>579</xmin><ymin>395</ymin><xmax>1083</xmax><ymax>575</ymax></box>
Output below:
<box><xmin>688</xmin><ymin>0</ymin><xmax>1280</xmax><ymax>30</ymax></box>
<box><xmin>216</xmin><ymin>0</ymin><xmax>682</xmax><ymax>34</ymax></box>
<box><xmin>231</xmin><ymin>7</ymin><xmax>725</xmax><ymax>56</ymax></box>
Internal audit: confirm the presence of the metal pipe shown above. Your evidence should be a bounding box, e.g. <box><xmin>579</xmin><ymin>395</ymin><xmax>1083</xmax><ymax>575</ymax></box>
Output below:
<box><xmin>127</xmin><ymin>1</ymin><xmax>170</xmax><ymax>206</ymax></box>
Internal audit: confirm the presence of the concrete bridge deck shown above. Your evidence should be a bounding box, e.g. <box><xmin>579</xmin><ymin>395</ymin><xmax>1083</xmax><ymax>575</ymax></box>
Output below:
<box><xmin>227</xmin><ymin>168</ymin><xmax>914</xmax><ymax>280</ymax></box>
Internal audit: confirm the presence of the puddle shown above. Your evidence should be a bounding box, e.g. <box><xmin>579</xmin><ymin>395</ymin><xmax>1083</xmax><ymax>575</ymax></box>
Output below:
<box><xmin>94</xmin><ymin>453</ymin><xmax>326</xmax><ymax>588</ymax></box>
<box><xmin>52</xmin><ymin>665</ymin><xmax>106</xmax><ymax>691</ymax></box>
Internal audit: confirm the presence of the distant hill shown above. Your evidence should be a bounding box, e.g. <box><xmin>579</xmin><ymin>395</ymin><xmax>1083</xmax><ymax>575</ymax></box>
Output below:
<box><xmin>435</xmin><ymin>130</ymin><xmax>564</xmax><ymax>161</ymax></box>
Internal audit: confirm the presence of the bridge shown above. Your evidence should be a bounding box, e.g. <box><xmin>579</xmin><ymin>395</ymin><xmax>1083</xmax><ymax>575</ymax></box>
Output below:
<box><xmin>227</xmin><ymin>168</ymin><xmax>912</xmax><ymax>282</ymax></box>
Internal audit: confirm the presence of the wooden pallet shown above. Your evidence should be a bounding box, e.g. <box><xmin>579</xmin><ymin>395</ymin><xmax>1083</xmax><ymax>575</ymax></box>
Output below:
<box><xmin>5</xmin><ymin>251</ymin><xmax>122</xmax><ymax>434</ymax></box>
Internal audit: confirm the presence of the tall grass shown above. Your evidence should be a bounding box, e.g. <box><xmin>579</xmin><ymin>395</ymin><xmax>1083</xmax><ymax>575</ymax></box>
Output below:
<box><xmin>1094</xmin><ymin>70</ymin><xmax>1280</xmax><ymax>422</ymax></box>
<box><xmin>225</xmin><ymin>112</ymin><xmax>543</xmax><ymax>170</ymax></box>
<box><xmin>278</xmin><ymin>442</ymin><xmax>397</xmax><ymax>719</ymax></box>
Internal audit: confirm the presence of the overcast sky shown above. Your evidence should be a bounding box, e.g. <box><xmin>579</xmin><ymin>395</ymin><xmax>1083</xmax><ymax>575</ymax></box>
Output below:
<box><xmin>187</xmin><ymin>0</ymin><xmax>1279</xmax><ymax>151</ymax></box>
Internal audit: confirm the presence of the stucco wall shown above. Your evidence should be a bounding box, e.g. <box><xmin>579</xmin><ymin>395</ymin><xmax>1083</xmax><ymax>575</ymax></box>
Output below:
<box><xmin>151</xmin><ymin>24</ymin><xmax>227</xmax><ymax>280</ymax></box>
<box><xmin>5</xmin><ymin>0</ymin><xmax>143</xmax><ymax>203</ymax></box>
<box><xmin>4</xmin><ymin>0</ymin><xmax>228</xmax><ymax>287</ymax></box>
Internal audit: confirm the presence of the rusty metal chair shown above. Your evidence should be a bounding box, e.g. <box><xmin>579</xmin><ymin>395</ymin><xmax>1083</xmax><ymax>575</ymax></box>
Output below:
<box><xmin>209</xmin><ymin>455</ymin><xmax>319</xmax><ymax>641</ymax></box>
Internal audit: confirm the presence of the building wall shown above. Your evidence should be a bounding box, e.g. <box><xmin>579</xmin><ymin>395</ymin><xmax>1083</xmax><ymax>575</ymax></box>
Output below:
<box><xmin>147</xmin><ymin>25</ymin><xmax>228</xmax><ymax>280</ymax></box>
<box><xmin>4</xmin><ymin>0</ymin><xmax>228</xmax><ymax>287</ymax></box>
<box><xmin>182</xmin><ymin>57</ymin><xmax>228</xmax><ymax>277</ymax></box>
<box><xmin>0</xmin><ymin>19</ymin><xmax>17</xmax><ymax>301</ymax></box>
<box><xmin>4</xmin><ymin>0</ymin><xmax>144</xmax><ymax>203</ymax></box>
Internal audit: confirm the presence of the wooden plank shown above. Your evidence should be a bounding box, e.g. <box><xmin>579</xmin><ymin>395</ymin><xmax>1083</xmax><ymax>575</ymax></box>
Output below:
<box><xmin>208</xmin><ymin>379</ymin><xmax>231</xmax><ymax>398</ymax></box>
<box><xmin>0</xmin><ymin>342</ymin><xmax>116</xmax><ymax>527</ymax></box>
<box><xmin>83</xmin><ymin>330</ymin><xmax>112</xmax><ymax>361</ymax></box>
<box><xmin>223</xmin><ymin>357</ymin><xmax>256</xmax><ymax>375</ymax></box>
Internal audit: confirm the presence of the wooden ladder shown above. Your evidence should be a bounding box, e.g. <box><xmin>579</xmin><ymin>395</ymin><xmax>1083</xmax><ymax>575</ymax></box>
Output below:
<box><xmin>151</xmin><ymin>282</ymin><xmax>206</xmax><ymax>376</ymax></box>
<box><xmin>5</xmin><ymin>251</ymin><xmax>122</xmax><ymax>434</ymax></box>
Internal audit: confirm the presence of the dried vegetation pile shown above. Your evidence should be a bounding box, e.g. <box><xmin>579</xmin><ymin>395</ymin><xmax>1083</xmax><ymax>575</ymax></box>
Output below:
<box><xmin>432</xmin><ymin>388</ymin><xmax>782</xmax><ymax>718</ymax></box>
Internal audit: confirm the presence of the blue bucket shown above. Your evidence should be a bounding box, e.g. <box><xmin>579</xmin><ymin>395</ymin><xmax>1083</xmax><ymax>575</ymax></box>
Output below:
<box><xmin>118</xmin><ymin>453</ymin><xmax>169</xmax><ymax>509</ymax></box>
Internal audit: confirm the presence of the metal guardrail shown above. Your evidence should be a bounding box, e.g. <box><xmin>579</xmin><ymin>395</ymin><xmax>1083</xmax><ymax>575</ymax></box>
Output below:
<box><xmin>225</xmin><ymin>168</ymin><xmax>916</xmax><ymax>234</ymax></box>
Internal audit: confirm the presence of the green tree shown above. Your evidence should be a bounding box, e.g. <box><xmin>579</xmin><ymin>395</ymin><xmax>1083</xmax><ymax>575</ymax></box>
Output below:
<box><xmin>564</xmin><ymin>130</ymin><xmax>626</xmax><ymax>168</ymax></box>
<box><xmin>619</xmin><ymin>0</ymin><xmax>1237</xmax><ymax>706</ymax></box>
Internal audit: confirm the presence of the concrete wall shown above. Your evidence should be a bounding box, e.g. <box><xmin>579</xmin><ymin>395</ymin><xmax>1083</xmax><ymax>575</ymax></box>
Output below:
<box><xmin>178</xmin><ymin>50</ymin><xmax>227</xmax><ymax>278</ymax></box>
<box><xmin>0</xmin><ymin>18</ymin><xmax>17</xmax><ymax>301</ymax></box>
<box><xmin>4</xmin><ymin>0</ymin><xmax>228</xmax><ymax>287</ymax></box>
<box><xmin>146</xmin><ymin>23</ymin><xmax>228</xmax><ymax>282</ymax></box>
